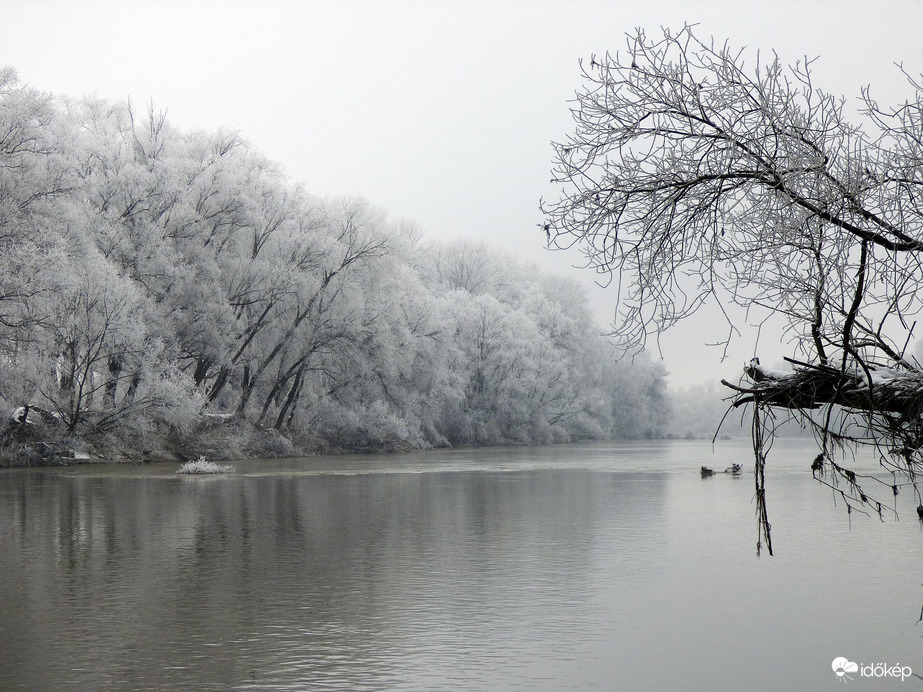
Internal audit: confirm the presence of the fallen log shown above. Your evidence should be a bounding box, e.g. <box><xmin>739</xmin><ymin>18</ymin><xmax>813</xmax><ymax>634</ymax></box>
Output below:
<box><xmin>719</xmin><ymin>356</ymin><xmax>923</xmax><ymax>555</ymax></box>
<box><xmin>721</xmin><ymin>357</ymin><xmax>923</xmax><ymax>420</ymax></box>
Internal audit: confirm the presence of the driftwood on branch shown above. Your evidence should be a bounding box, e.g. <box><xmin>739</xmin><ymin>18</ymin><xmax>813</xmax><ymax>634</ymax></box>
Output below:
<box><xmin>721</xmin><ymin>358</ymin><xmax>923</xmax><ymax>421</ymax></box>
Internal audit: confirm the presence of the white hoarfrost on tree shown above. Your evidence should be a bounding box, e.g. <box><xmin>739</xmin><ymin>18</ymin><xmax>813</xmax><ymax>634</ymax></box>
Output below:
<box><xmin>0</xmin><ymin>68</ymin><xmax>671</xmax><ymax>462</ymax></box>
<box><xmin>542</xmin><ymin>25</ymin><xmax>923</xmax><ymax>554</ymax></box>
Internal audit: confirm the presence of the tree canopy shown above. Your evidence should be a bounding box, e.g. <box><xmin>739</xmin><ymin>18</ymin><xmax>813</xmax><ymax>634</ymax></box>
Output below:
<box><xmin>542</xmin><ymin>26</ymin><xmax>923</xmax><ymax>553</ymax></box>
<box><xmin>0</xmin><ymin>68</ymin><xmax>670</xmax><ymax>463</ymax></box>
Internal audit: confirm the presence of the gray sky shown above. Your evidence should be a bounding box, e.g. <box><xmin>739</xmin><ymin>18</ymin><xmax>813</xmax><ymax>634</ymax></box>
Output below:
<box><xmin>5</xmin><ymin>0</ymin><xmax>923</xmax><ymax>388</ymax></box>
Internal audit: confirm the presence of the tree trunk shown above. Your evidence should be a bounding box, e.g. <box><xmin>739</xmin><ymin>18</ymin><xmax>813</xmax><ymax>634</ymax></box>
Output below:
<box><xmin>105</xmin><ymin>355</ymin><xmax>122</xmax><ymax>408</ymax></box>
<box><xmin>275</xmin><ymin>365</ymin><xmax>305</xmax><ymax>430</ymax></box>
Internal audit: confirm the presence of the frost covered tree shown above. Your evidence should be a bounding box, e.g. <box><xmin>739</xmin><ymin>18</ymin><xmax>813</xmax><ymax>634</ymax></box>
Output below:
<box><xmin>542</xmin><ymin>26</ymin><xmax>923</xmax><ymax>553</ymax></box>
<box><xmin>0</xmin><ymin>70</ymin><xmax>71</xmax><ymax>352</ymax></box>
<box><xmin>245</xmin><ymin>198</ymin><xmax>391</xmax><ymax>430</ymax></box>
<box><xmin>421</xmin><ymin>241</ymin><xmax>661</xmax><ymax>445</ymax></box>
<box><xmin>0</xmin><ymin>67</ymin><xmax>671</xmax><ymax>462</ymax></box>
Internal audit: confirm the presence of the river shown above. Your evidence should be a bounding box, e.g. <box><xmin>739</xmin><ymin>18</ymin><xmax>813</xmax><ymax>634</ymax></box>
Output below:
<box><xmin>1</xmin><ymin>439</ymin><xmax>920</xmax><ymax>690</ymax></box>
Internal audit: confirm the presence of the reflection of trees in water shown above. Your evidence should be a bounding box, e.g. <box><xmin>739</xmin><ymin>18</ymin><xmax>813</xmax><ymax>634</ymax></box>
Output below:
<box><xmin>0</xmin><ymin>467</ymin><xmax>668</xmax><ymax>689</ymax></box>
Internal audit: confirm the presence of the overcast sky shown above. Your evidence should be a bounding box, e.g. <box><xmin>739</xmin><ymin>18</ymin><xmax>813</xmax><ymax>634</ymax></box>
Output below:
<box><xmin>5</xmin><ymin>0</ymin><xmax>923</xmax><ymax>388</ymax></box>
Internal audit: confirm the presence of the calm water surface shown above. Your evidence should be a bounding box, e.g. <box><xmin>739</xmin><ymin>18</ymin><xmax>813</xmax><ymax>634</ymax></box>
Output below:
<box><xmin>1</xmin><ymin>439</ymin><xmax>921</xmax><ymax>691</ymax></box>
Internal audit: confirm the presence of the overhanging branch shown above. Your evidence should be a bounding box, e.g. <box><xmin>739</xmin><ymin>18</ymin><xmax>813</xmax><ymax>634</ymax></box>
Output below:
<box><xmin>722</xmin><ymin>358</ymin><xmax>923</xmax><ymax>421</ymax></box>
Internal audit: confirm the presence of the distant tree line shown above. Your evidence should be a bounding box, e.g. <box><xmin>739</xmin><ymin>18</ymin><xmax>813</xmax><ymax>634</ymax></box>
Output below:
<box><xmin>0</xmin><ymin>69</ymin><xmax>669</xmax><ymax>461</ymax></box>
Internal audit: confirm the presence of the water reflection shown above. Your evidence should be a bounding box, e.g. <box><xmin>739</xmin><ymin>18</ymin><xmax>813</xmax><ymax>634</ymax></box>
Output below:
<box><xmin>1</xmin><ymin>461</ymin><xmax>669</xmax><ymax>690</ymax></box>
<box><xmin>0</xmin><ymin>441</ymin><xmax>920</xmax><ymax>691</ymax></box>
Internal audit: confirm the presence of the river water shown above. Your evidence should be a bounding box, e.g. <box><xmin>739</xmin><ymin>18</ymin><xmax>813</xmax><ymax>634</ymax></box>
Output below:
<box><xmin>1</xmin><ymin>439</ymin><xmax>920</xmax><ymax>691</ymax></box>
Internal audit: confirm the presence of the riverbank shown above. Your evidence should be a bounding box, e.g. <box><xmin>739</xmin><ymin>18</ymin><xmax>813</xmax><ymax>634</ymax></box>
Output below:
<box><xmin>0</xmin><ymin>400</ymin><xmax>719</xmax><ymax>468</ymax></box>
<box><xmin>0</xmin><ymin>410</ymin><xmax>460</xmax><ymax>468</ymax></box>
<box><xmin>0</xmin><ymin>415</ymin><xmax>298</xmax><ymax>468</ymax></box>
